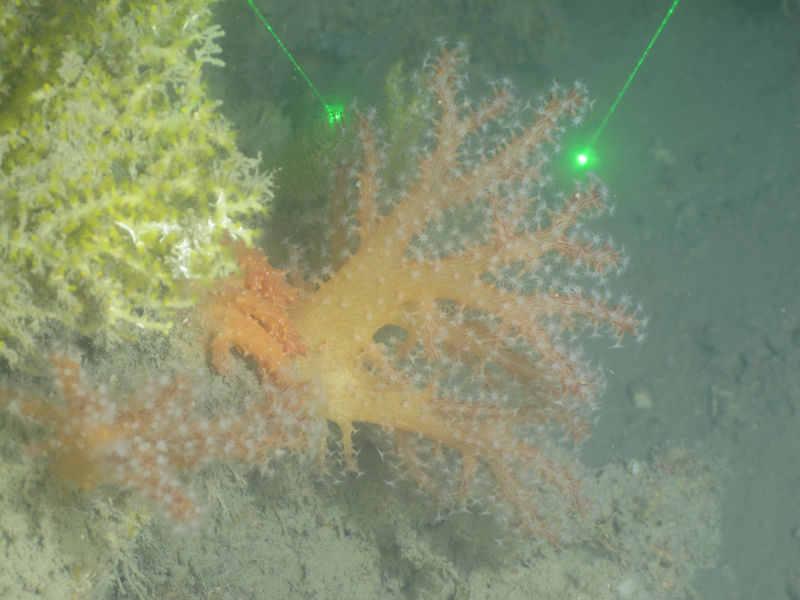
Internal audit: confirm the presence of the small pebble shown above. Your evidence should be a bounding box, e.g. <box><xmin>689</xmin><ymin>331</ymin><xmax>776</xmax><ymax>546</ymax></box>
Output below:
<box><xmin>628</xmin><ymin>380</ymin><xmax>654</xmax><ymax>409</ymax></box>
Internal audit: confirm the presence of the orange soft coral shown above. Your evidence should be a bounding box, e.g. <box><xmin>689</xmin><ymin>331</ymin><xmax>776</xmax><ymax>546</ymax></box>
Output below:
<box><xmin>258</xmin><ymin>44</ymin><xmax>641</xmax><ymax>542</ymax></box>
<box><xmin>0</xmin><ymin>351</ymin><xmax>324</xmax><ymax>523</ymax></box>
<box><xmin>0</xmin><ymin>44</ymin><xmax>644</xmax><ymax>543</ymax></box>
<box><xmin>192</xmin><ymin>239</ymin><xmax>307</xmax><ymax>384</ymax></box>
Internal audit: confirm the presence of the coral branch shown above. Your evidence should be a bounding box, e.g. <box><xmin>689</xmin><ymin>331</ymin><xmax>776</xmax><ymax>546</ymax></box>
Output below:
<box><xmin>0</xmin><ymin>352</ymin><xmax>324</xmax><ymax>523</ymax></box>
<box><xmin>192</xmin><ymin>240</ymin><xmax>307</xmax><ymax>384</ymax></box>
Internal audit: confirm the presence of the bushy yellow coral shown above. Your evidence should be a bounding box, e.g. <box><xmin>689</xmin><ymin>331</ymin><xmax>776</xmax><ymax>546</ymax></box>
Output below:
<box><xmin>0</xmin><ymin>0</ymin><xmax>271</xmax><ymax>371</ymax></box>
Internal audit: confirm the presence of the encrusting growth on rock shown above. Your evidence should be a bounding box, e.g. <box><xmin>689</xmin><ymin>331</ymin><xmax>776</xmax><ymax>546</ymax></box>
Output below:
<box><xmin>0</xmin><ymin>0</ymin><xmax>268</xmax><ymax>372</ymax></box>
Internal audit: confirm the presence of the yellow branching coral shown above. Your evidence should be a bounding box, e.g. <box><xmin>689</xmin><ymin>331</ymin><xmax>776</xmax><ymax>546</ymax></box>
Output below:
<box><xmin>0</xmin><ymin>0</ymin><xmax>271</xmax><ymax>371</ymax></box>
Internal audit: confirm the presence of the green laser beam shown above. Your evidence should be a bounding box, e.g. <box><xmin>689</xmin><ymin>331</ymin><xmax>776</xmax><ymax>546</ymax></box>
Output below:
<box><xmin>245</xmin><ymin>0</ymin><xmax>678</xmax><ymax>159</ymax></box>
<box><xmin>586</xmin><ymin>0</ymin><xmax>682</xmax><ymax>153</ymax></box>
<box><xmin>245</xmin><ymin>0</ymin><xmax>343</xmax><ymax>128</ymax></box>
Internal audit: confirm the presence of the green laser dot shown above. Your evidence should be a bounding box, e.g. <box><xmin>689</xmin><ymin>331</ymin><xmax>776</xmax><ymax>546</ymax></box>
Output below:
<box><xmin>327</xmin><ymin>106</ymin><xmax>346</xmax><ymax>128</ymax></box>
<box><xmin>246</xmin><ymin>0</ymin><xmax>338</xmax><ymax>128</ymax></box>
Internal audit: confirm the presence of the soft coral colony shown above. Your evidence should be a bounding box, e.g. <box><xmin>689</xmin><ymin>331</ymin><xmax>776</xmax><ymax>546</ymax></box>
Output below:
<box><xmin>2</xmin><ymin>44</ymin><xmax>643</xmax><ymax>544</ymax></box>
